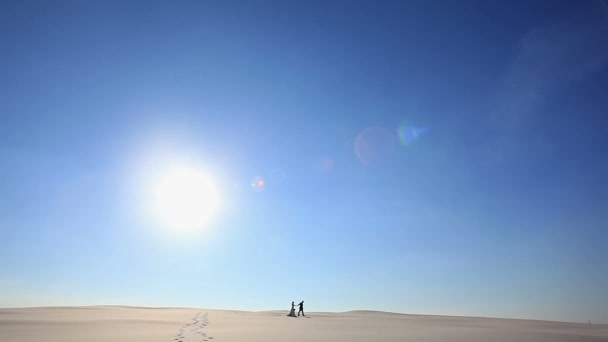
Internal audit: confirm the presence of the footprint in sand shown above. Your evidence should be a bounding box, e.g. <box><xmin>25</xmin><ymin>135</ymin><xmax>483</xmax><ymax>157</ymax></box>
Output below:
<box><xmin>172</xmin><ymin>312</ymin><xmax>213</xmax><ymax>342</ymax></box>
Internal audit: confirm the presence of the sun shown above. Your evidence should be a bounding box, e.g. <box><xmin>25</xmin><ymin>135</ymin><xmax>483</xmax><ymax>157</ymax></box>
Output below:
<box><xmin>153</xmin><ymin>166</ymin><xmax>220</xmax><ymax>231</ymax></box>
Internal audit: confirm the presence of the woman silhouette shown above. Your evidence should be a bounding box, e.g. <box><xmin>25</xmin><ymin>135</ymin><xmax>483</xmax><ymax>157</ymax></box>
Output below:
<box><xmin>287</xmin><ymin>301</ymin><xmax>296</xmax><ymax>317</ymax></box>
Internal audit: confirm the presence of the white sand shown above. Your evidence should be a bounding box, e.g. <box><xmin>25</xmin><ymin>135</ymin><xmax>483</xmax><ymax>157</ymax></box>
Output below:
<box><xmin>1</xmin><ymin>306</ymin><xmax>607</xmax><ymax>342</ymax></box>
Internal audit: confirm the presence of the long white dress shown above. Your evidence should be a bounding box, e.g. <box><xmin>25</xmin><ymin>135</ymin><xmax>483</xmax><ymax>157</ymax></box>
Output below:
<box><xmin>287</xmin><ymin>305</ymin><xmax>296</xmax><ymax>317</ymax></box>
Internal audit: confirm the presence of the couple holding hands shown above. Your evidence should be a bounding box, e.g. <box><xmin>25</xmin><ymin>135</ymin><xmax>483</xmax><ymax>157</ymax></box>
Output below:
<box><xmin>287</xmin><ymin>301</ymin><xmax>304</xmax><ymax>317</ymax></box>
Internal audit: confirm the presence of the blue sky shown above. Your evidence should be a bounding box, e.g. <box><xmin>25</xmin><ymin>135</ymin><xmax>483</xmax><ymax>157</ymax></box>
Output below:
<box><xmin>1</xmin><ymin>0</ymin><xmax>608</xmax><ymax>323</ymax></box>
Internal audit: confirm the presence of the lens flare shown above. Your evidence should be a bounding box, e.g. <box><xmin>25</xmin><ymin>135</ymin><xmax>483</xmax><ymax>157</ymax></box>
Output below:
<box><xmin>398</xmin><ymin>125</ymin><xmax>429</xmax><ymax>146</ymax></box>
<box><xmin>354</xmin><ymin>126</ymin><xmax>398</xmax><ymax>164</ymax></box>
<box><xmin>321</xmin><ymin>157</ymin><xmax>334</xmax><ymax>170</ymax></box>
<box><xmin>316</xmin><ymin>155</ymin><xmax>335</xmax><ymax>171</ymax></box>
<box><xmin>251</xmin><ymin>176</ymin><xmax>266</xmax><ymax>192</ymax></box>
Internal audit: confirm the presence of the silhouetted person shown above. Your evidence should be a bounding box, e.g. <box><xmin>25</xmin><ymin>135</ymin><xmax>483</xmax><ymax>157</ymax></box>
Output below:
<box><xmin>287</xmin><ymin>301</ymin><xmax>296</xmax><ymax>317</ymax></box>
<box><xmin>297</xmin><ymin>300</ymin><xmax>304</xmax><ymax>316</ymax></box>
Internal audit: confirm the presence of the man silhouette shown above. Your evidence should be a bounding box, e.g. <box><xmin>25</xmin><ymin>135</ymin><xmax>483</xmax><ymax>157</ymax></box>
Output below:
<box><xmin>297</xmin><ymin>300</ymin><xmax>304</xmax><ymax>316</ymax></box>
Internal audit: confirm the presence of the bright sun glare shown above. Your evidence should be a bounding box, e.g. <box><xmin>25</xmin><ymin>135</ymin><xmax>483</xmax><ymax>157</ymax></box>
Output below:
<box><xmin>153</xmin><ymin>167</ymin><xmax>220</xmax><ymax>231</ymax></box>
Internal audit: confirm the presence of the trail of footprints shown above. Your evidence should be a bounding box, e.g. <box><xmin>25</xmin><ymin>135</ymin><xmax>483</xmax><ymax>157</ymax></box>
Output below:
<box><xmin>173</xmin><ymin>312</ymin><xmax>214</xmax><ymax>342</ymax></box>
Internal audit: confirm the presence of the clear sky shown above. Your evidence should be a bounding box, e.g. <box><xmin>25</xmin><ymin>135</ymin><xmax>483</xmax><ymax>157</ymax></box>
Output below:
<box><xmin>1</xmin><ymin>0</ymin><xmax>608</xmax><ymax>323</ymax></box>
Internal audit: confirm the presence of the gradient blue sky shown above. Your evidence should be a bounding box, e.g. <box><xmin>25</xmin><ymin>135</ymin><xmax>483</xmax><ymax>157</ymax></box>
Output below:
<box><xmin>1</xmin><ymin>0</ymin><xmax>608</xmax><ymax>323</ymax></box>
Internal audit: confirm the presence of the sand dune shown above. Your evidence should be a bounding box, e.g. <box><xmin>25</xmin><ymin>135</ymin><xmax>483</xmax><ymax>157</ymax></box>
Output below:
<box><xmin>1</xmin><ymin>306</ymin><xmax>607</xmax><ymax>341</ymax></box>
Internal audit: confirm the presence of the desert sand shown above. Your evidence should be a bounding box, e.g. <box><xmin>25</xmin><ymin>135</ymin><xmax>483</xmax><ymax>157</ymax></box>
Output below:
<box><xmin>1</xmin><ymin>306</ymin><xmax>607</xmax><ymax>342</ymax></box>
